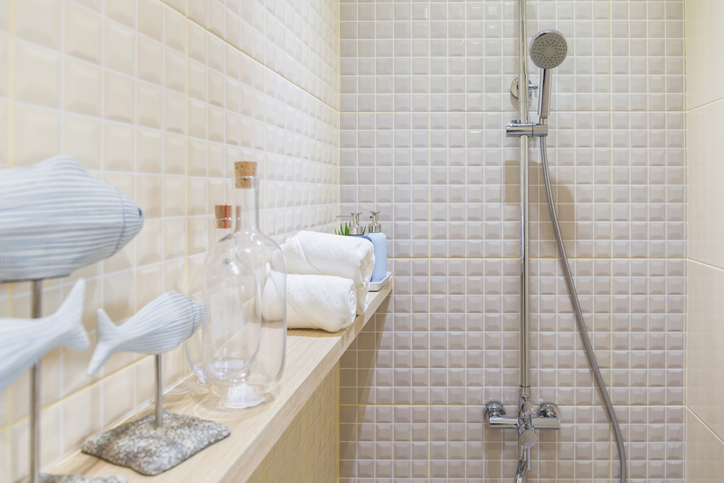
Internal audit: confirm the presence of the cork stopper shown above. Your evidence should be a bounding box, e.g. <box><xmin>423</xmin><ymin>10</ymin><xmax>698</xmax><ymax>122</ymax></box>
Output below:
<box><xmin>234</xmin><ymin>161</ymin><xmax>257</xmax><ymax>189</ymax></box>
<box><xmin>214</xmin><ymin>204</ymin><xmax>232</xmax><ymax>229</ymax></box>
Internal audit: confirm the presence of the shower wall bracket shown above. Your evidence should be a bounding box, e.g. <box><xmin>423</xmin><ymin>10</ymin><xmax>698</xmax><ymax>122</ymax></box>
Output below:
<box><xmin>505</xmin><ymin>121</ymin><xmax>548</xmax><ymax>138</ymax></box>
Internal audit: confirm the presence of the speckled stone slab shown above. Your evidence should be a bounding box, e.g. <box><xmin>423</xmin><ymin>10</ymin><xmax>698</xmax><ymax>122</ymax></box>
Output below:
<box><xmin>81</xmin><ymin>411</ymin><xmax>230</xmax><ymax>476</ymax></box>
<box><xmin>39</xmin><ymin>474</ymin><xmax>126</xmax><ymax>483</ymax></box>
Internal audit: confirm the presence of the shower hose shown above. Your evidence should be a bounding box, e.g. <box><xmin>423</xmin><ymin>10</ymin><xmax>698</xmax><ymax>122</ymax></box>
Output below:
<box><xmin>539</xmin><ymin>135</ymin><xmax>627</xmax><ymax>483</ymax></box>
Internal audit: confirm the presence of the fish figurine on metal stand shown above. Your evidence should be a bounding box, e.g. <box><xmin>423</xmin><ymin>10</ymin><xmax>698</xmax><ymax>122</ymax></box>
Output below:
<box><xmin>0</xmin><ymin>278</ymin><xmax>126</xmax><ymax>483</ymax></box>
<box><xmin>0</xmin><ymin>279</ymin><xmax>89</xmax><ymax>395</ymax></box>
<box><xmin>0</xmin><ymin>156</ymin><xmax>143</xmax><ymax>483</ymax></box>
<box><xmin>81</xmin><ymin>292</ymin><xmax>230</xmax><ymax>476</ymax></box>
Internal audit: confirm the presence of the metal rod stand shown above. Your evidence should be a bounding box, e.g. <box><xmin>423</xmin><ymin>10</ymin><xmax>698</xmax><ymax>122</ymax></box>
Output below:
<box><xmin>154</xmin><ymin>354</ymin><xmax>163</xmax><ymax>429</ymax></box>
<box><xmin>30</xmin><ymin>280</ymin><xmax>42</xmax><ymax>483</ymax></box>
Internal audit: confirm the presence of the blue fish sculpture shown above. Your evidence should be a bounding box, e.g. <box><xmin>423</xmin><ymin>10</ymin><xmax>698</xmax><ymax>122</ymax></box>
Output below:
<box><xmin>88</xmin><ymin>292</ymin><xmax>206</xmax><ymax>375</ymax></box>
<box><xmin>0</xmin><ymin>156</ymin><xmax>144</xmax><ymax>282</ymax></box>
<box><xmin>0</xmin><ymin>279</ymin><xmax>89</xmax><ymax>394</ymax></box>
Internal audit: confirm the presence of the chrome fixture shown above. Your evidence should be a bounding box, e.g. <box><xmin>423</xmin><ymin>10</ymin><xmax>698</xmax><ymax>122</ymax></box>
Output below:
<box><xmin>529</xmin><ymin>29</ymin><xmax>568</xmax><ymax>120</ymax></box>
<box><xmin>486</xmin><ymin>7</ymin><xmax>628</xmax><ymax>482</ymax></box>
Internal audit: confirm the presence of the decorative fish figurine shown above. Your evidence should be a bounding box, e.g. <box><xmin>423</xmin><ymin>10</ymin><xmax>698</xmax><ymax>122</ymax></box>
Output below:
<box><xmin>0</xmin><ymin>279</ymin><xmax>89</xmax><ymax>394</ymax></box>
<box><xmin>88</xmin><ymin>291</ymin><xmax>206</xmax><ymax>375</ymax></box>
<box><xmin>0</xmin><ymin>156</ymin><xmax>144</xmax><ymax>283</ymax></box>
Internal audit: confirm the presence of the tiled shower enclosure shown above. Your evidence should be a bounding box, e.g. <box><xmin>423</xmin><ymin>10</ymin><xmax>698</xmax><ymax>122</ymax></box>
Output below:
<box><xmin>339</xmin><ymin>0</ymin><xmax>686</xmax><ymax>481</ymax></box>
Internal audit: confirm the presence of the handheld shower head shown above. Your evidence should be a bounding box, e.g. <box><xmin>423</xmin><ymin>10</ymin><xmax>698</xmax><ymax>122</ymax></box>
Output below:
<box><xmin>530</xmin><ymin>30</ymin><xmax>568</xmax><ymax>69</ymax></box>
<box><xmin>529</xmin><ymin>30</ymin><xmax>568</xmax><ymax>121</ymax></box>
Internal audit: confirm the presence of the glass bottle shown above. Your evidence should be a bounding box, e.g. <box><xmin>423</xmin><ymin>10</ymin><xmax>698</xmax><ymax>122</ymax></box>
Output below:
<box><xmin>186</xmin><ymin>204</ymin><xmax>233</xmax><ymax>385</ymax></box>
<box><xmin>202</xmin><ymin>201</ymin><xmax>262</xmax><ymax>408</ymax></box>
<box><xmin>227</xmin><ymin>161</ymin><xmax>286</xmax><ymax>407</ymax></box>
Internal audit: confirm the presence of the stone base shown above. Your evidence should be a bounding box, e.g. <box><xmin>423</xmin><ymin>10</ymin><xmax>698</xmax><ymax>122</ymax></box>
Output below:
<box><xmin>39</xmin><ymin>474</ymin><xmax>126</xmax><ymax>483</ymax></box>
<box><xmin>81</xmin><ymin>410</ymin><xmax>230</xmax><ymax>476</ymax></box>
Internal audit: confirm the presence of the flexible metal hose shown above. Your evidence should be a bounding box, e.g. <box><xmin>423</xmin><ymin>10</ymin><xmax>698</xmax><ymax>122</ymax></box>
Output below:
<box><xmin>539</xmin><ymin>136</ymin><xmax>627</xmax><ymax>483</ymax></box>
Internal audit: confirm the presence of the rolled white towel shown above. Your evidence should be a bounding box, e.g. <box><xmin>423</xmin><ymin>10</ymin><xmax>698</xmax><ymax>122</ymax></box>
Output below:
<box><xmin>262</xmin><ymin>274</ymin><xmax>357</xmax><ymax>332</ymax></box>
<box><xmin>281</xmin><ymin>231</ymin><xmax>374</xmax><ymax>315</ymax></box>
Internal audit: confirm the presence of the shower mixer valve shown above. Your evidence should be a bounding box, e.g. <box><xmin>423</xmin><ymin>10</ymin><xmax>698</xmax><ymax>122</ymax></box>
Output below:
<box><xmin>484</xmin><ymin>399</ymin><xmax>561</xmax><ymax>445</ymax></box>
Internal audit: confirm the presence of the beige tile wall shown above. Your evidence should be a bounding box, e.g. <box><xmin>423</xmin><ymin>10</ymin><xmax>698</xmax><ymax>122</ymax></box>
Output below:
<box><xmin>686</xmin><ymin>0</ymin><xmax>724</xmax><ymax>481</ymax></box>
<box><xmin>0</xmin><ymin>0</ymin><xmax>340</xmax><ymax>480</ymax></box>
<box><xmin>249</xmin><ymin>364</ymin><xmax>339</xmax><ymax>483</ymax></box>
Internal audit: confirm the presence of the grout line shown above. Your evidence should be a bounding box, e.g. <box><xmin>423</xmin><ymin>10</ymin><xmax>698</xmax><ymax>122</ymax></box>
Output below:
<box><xmin>687</xmin><ymin>407</ymin><xmax>724</xmax><ymax>448</ymax></box>
<box><xmin>686</xmin><ymin>257</ymin><xmax>724</xmax><ymax>273</ymax></box>
<box><xmin>685</xmin><ymin>95</ymin><xmax>724</xmax><ymax>114</ymax></box>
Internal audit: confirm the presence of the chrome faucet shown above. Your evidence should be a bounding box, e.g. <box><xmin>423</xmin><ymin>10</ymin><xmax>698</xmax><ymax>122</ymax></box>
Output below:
<box><xmin>484</xmin><ymin>399</ymin><xmax>561</xmax><ymax>482</ymax></box>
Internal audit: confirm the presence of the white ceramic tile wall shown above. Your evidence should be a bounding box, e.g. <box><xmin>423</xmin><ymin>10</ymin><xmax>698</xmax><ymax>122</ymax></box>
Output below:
<box><xmin>0</xmin><ymin>0</ymin><xmax>339</xmax><ymax>480</ymax></box>
<box><xmin>339</xmin><ymin>0</ymin><xmax>685</xmax><ymax>481</ymax></box>
<box><xmin>685</xmin><ymin>0</ymin><xmax>724</xmax><ymax>480</ymax></box>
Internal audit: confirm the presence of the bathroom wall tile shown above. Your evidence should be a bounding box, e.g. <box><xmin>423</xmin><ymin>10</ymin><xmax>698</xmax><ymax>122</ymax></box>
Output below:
<box><xmin>14</xmin><ymin>41</ymin><xmax>61</xmax><ymax>109</ymax></box>
<box><xmin>64</xmin><ymin>2</ymin><xmax>103</xmax><ymax>64</ymax></box>
<box><xmin>611</xmin><ymin>259</ymin><xmax>685</xmax><ymax>406</ymax></box>
<box><xmin>106</xmin><ymin>0</ymin><xmax>136</xmax><ymax>28</ymax></box>
<box><xmin>340</xmin><ymin>404</ymin><xmax>429</xmax><ymax>480</ymax></box>
<box><xmin>686</xmin><ymin>409</ymin><xmax>724</xmax><ymax>483</ymax></box>
<box><xmin>104</xmin><ymin>72</ymin><xmax>136</xmax><ymax>124</ymax></box>
<box><xmin>611</xmin><ymin>112</ymin><xmax>686</xmax><ymax>259</ymax></box>
<box><xmin>687</xmin><ymin>260</ymin><xmax>724</xmax><ymax>440</ymax></box>
<box><xmin>13</xmin><ymin>105</ymin><xmax>61</xmax><ymax>167</ymax></box>
<box><xmin>101</xmin><ymin>364</ymin><xmax>136</xmax><ymax>427</ymax></box>
<box><xmin>164</xmin><ymin>217</ymin><xmax>187</xmax><ymax>260</ymax></box>
<box><xmin>137</xmin><ymin>0</ymin><xmax>163</xmax><ymax>43</ymax></box>
<box><xmin>531</xmin><ymin>259</ymin><xmax>614</xmax><ymax>407</ymax></box>
<box><xmin>105</xmin><ymin>20</ymin><xmax>136</xmax><ymax>76</ymax></box>
<box><xmin>15</xmin><ymin>0</ymin><xmax>61</xmax><ymax>50</ymax></box>
<box><xmin>137</xmin><ymin>35</ymin><xmax>163</xmax><ymax>86</ymax></box>
<box><xmin>688</xmin><ymin>98</ymin><xmax>724</xmax><ymax>268</ymax></box>
<box><xmin>103</xmin><ymin>122</ymin><xmax>135</xmax><ymax>172</ymax></box>
<box><xmin>64</xmin><ymin>58</ymin><xmax>102</xmax><ymax>117</ymax></box>
<box><xmin>63</xmin><ymin>114</ymin><xmax>102</xmax><ymax>170</ymax></box>
<box><xmin>686</xmin><ymin>0</ymin><xmax>724</xmax><ymax>110</ymax></box>
<box><xmin>61</xmin><ymin>382</ymin><xmax>102</xmax><ymax>451</ymax></box>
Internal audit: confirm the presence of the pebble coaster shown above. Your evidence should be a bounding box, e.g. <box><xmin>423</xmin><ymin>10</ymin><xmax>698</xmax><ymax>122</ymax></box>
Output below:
<box><xmin>81</xmin><ymin>411</ymin><xmax>230</xmax><ymax>476</ymax></box>
<box><xmin>39</xmin><ymin>475</ymin><xmax>126</xmax><ymax>483</ymax></box>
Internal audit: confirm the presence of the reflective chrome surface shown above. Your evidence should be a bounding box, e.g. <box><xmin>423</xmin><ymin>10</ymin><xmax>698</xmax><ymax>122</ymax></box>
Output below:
<box><xmin>30</xmin><ymin>280</ymin><xmax>41</xmax><ymax>483</ymax></box>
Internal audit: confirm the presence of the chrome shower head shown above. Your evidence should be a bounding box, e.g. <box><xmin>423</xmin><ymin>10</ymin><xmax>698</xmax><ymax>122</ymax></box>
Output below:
<box><xmin>529</xmin><ymin>30</ymin><xmax>567</xmax><ymax>121</ymax></box>
<box><xmin>530</xmin><ymin>29</ymin><xmax>568</xmax><ymax>70</ymax></box>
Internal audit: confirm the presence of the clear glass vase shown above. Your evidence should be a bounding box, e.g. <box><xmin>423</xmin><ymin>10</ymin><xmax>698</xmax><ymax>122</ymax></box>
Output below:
<box><xmin>202</xmin><ymin>202</ymin><xmax>262</xmax><ymax>408</ymax></box>
<box><xmin>225</xmin><ymin>161</ymin><xmax>286</xmax><ymax>408</ymax></box>
<box><xmin>186</xmin><ymin>205</ymin><xmax>233</xmax><ymax>386</ymax></box>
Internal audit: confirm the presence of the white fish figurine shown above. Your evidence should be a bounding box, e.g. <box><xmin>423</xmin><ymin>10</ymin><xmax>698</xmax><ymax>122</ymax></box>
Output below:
<box><xmin>0</xmin><ymin>156</ymin><xmax>144</xmax><ymax>282</ymax></box>
<box><xmin>88</xmin><ymin>291</ymin><xmax>206</xmax><ymax>375</ymax></box>
<box><xmin>0</xmin><ymin>279</ymin><xmax>89</xmax><ymax>394</ymax></box>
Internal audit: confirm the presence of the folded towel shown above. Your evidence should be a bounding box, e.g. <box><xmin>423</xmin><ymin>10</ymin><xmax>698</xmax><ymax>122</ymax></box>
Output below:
<box><xmin>262</xmin><ymin>274</ymin><xmax>357</xmax><ymax>332</ymax></box>
<box><xmin>281</xmin><ymin>231</ymin><xmax>374</xmax><ymax>315</ymax></box>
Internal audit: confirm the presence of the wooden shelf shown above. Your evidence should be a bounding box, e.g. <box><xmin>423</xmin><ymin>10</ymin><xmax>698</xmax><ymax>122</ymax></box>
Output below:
<box><xmin>50</xmin><ymin>278</ymin><xmax>392</xmax><ymax>483</ymax></box>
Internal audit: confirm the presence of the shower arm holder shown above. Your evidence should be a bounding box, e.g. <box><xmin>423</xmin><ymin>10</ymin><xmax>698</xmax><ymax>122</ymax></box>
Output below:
<box><xmin>506</xmin><ymin>120</ymin><xmax>548</xmax><ymax>138</ymax></box>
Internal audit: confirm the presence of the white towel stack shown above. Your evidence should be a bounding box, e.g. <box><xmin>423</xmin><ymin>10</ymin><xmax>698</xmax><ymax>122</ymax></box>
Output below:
<box><xmin>278</xmin><ymin>231</ymin><xmax>375</xmax><ymax>332</ymax></box>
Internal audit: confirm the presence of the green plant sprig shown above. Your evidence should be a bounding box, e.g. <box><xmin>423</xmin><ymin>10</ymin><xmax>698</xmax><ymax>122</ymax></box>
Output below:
<box><xmin>334</xmin><ymin>222</ymin><xmax>366</xmax><ymax>236</ymax></box>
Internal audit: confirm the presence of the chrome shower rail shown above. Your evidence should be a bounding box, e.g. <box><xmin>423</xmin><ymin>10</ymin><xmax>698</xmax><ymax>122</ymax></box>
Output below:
<box><xmin>483</xmin><ymin>1</ymin><xmax>628</xmax><ymax>481</ymax></box>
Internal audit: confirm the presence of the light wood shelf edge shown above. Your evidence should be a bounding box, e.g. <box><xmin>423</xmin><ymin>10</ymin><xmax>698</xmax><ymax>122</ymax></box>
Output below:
<box><xmin>50</xmin><ymin>278</ymin><xmax>393</xmax><ymax>483</ymax></box>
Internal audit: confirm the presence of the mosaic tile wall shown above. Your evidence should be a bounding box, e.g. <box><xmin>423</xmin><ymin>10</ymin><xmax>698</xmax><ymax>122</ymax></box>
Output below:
<box><xmin>249</xmin><ymin>364</ymin><xmax>339</xmax><ymax>483</ymax></box>
<box><xmin>338</xmin><ymin>0</ymin><xmax>686</xmax><ymax>481</ymax></box>
<box><xmin>0</xmin><ymin>0</ymin><xmax>339</xmax><ymax>480</ymax></box>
